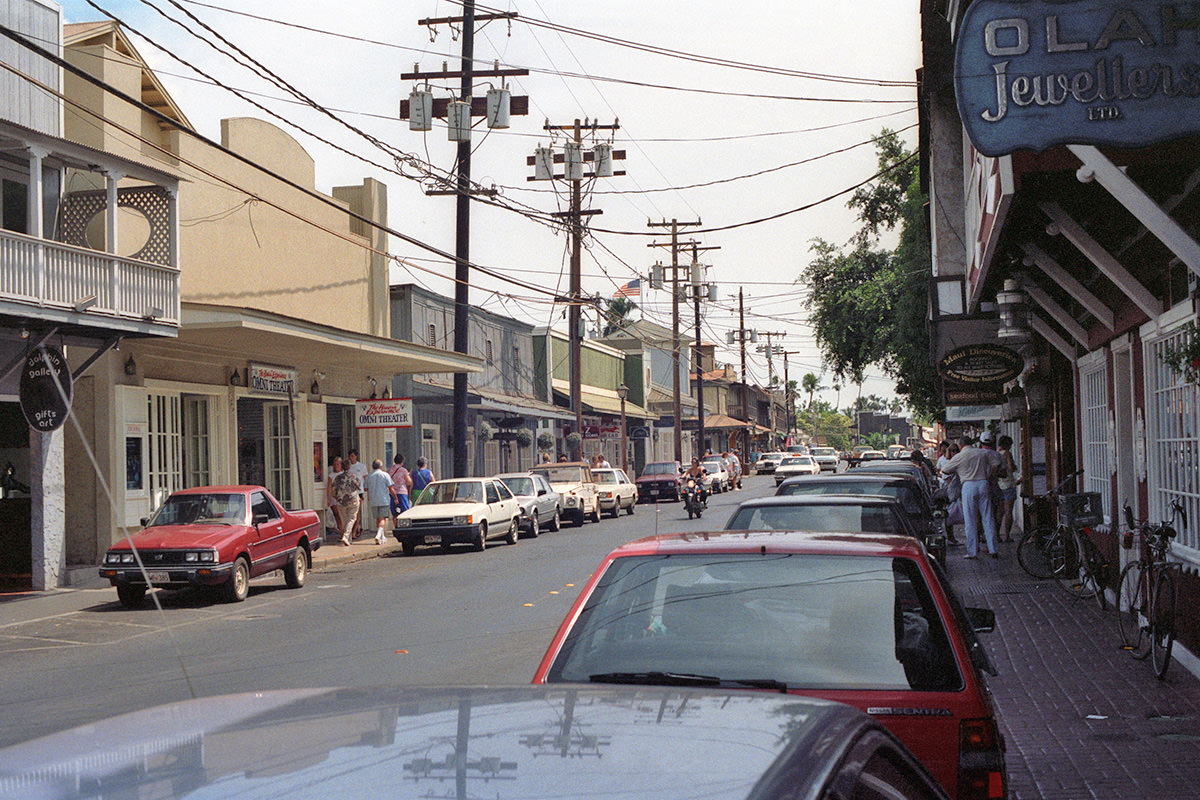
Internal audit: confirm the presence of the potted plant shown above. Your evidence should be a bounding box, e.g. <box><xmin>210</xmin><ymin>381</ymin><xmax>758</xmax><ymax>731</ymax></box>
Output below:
<box><xmin>477</xmin><ymin>421</ymin><xmax>495</xmax><ymax>442</ymax></box>
<box><xmin>515</xmin><ymin>430</ymin><xmax>533</xmax><ymax>449</ymax></box>
<box><xmin>565</xmin><ymin>432</ymin><xmax>582</xmax><ymax>456</ymax></box>
<box><xmin>536</xmin><ymin>431</ymin><xmax>555</xmax><ymax>453</ymax></box>
<box><xmin>1160</xmin><ymin>322</ymin><xmax>1200</xmax><ymax>386</ymax></box>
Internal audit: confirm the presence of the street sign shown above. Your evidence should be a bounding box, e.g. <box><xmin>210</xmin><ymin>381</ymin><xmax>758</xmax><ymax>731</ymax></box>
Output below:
<box><xmin>19</xmin><ymin>345</ymin><xmax>72</xmax><ymax>433</ymax></box>
<box><xmin>653</xmin><ymin>415</ymin><xmax>674</xmax><ymax>428</ymax></box>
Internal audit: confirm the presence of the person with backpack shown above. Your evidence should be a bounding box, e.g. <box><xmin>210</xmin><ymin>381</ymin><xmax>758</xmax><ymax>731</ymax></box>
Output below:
<box><xmin>411</xmin><ymin>457</ymin><xmax>435</xmax><ymax>502</ymax></box>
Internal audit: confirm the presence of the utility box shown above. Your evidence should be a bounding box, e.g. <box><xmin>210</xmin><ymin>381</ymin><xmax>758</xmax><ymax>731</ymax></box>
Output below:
<box><xmin>408</xmin><ymin>89</ymin><xmax>433</xmax><ymax>131</ymax></box>
<box><xmin>486</xmin><ymin>87</ymin><xmax>510</xmax><ymax>129</ymax></box>
<box><xmin>447</xmin><ymin>100</ymin><xmax>471</xmax><ymax>141</ymax></box>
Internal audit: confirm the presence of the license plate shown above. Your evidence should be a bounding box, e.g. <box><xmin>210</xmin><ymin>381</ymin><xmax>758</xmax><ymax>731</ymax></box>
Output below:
<box><xmin>146</xmin><ymin>571</ymin><xmax>170</xmax><ymax>584</ymax></box>
<box><xmin>423</xmin><ymin>535</ymin><xmax>441</xmax><ymax>545</ymax></box>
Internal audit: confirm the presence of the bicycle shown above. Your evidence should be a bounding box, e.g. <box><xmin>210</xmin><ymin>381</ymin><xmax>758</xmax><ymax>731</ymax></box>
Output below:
<box><xmin>1015</xmin><ymin>470</ymin><xmax>1109</xmax><ymax>609</ymax></box>
<box><xmin>1116</xmin><ymin>499</ymin><xmax>1186</xmax><ymax>680</ymax></box>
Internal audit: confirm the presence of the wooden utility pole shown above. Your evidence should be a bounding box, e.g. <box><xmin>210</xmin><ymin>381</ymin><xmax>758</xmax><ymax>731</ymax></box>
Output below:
<box><xmin>755</xmin><ymin>332</ymin><xmax>788</xmax><ymax>445</ymax></box>
<box><xmin>538</xmin><ymin>120</ymin><xmax>622</xmax><ymax>458</ymax></box>
<box><xmin>689</xmin><ymin>242</ymin><xmax>719</xmax><ymax>455</ymax></box>
<box><xmin>648</xmin><ymin>219</ymin><xmax>700</xmax><ymax>463</ymax></box>
<box><xmin>738</xmin><ymin>288</ymin><xmax>751</xmax><ymax>457</ymax></box>
<box><xmin>400</xmin><ymin>4</ymin><xmax>528</xmax><ymax>477</ymax></box>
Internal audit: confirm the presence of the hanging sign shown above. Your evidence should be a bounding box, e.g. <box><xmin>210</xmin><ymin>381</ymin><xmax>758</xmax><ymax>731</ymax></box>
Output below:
<box><xmin>248</xmin><ymin>363</ymin><xmax>297</xmax><ymax>396</ymax></box>
<box><xmin>938</xmin><ymin>344</ymin><xmax>1024</xmax><ymax>385</ymax></box>
<box><xmin>19</xmin><ymin>346</ymin><xmax>72</xmax><ymax>432</ymax></box>
<box><xmin>355</xmin><ymin>397</ymin><xmax>413</xmax><ymax>429</ymax></box>
<box><xmin>955</xmin><ymin>1</ymin><xmax>1200</xmax><ymax>156</ymax></box>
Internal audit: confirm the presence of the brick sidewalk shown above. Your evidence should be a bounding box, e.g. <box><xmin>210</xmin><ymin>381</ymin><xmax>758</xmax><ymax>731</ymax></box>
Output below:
<box><xmin>949</xmin><ymin>541</ymin><xmax>1200</xmax><ymax>799</ymax></box>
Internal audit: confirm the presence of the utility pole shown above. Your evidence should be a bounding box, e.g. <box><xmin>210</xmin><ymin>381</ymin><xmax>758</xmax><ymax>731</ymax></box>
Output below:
<box><xmin>689</xmin><ymin>242</ymin><xmax>719</xmax><ymax>456</ymax></box>
<box><xmin>728</xmin><ymin>292</ymin><xmax>757</xmax><ymax>461</ymax></box>
<box><xmin>755</xmin><ymin>332</ymin><xmax>787</xmax><ymax>446</ymax></box>
<box><xmin>531</xmin><ymin>121</ymin><xmax>623</xmax><ymax>459</ymax></box>
<box><xmin>648</xmin><ymin>219</ymin><xmax>700</xmax><ymax>463</ymax></box>
<box><xmin>401</xmin><ymin>4</ymin><xmax>528</xmax><ymax>477</ymax></box>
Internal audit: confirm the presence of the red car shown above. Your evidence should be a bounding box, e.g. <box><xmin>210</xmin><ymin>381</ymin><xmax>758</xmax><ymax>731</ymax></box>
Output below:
<box><xmin>635</xmin><ymin>460</ymin><xmax>683</xmax><ymax>502</ymax></box>
<box><xmin>99</xmin><ymin>486</ymin><xmax>321</xmax><ymax>607</ymax></box>
<box><xmin>532</xmin><ymin>530</ymin><xmax>1005</xmax><ymax>800</ymax></box>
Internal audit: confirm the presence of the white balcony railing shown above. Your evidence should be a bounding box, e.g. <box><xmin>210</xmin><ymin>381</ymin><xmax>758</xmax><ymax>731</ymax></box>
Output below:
<box><xmin>0</xmin><ymin>228</ymin><xmax>180</xmax><ymax>326</ymax></box>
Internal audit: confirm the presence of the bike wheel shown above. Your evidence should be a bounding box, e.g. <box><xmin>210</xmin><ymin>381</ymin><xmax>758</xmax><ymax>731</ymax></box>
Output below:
<box><xmin>1017</xmin><ymin>526</ymin><xmax>1061</xmax><ymax>579</ymax></box>
<box><xmin>1082</xmin><ymin>534</ymin><xmax>1109</xmax><ymax>610</ymax></box>
<box><xmin>1151</xmin><ymin>568</ymin><xmax>1176</xmax><ymax>680</ymax></box>
<box><xmin>1116</xmin><ymin>561</ymin><xmax>1149</xmax><ymax>658</ymax></box>
<box><xmin>1058</xmin><ymin>531</ymin><xmax>1098</xmax><ymax>600</ymax></box>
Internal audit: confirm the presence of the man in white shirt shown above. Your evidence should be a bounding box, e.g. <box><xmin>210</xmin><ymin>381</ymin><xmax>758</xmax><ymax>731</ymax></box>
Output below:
<box><xmin>941</xmin><ymin>434</ymin><xmax>1004</xmax><ymax>559</ymax></box>
<box><xmin>362</xmin><ymin>459</ymin><xmax>397</xmax><ymax>545</ymax></box>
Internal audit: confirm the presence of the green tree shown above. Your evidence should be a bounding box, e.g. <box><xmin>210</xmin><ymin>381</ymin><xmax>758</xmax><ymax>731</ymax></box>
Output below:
<box><xmin>602</xmin><ymin>297</ymin><xmax>637</xmax><ymax>336</ymax></box>
<box><xmin>800</xmin><ymin>130</ymin><xmax>940</xmax><ymax>417</ymax></box>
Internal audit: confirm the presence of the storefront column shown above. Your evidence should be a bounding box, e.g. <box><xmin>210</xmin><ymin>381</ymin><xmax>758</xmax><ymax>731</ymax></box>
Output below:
<box><xmin>29</xmin><ymin>429</ymin><xmax>65</xmax><ymax>590</ymax></box>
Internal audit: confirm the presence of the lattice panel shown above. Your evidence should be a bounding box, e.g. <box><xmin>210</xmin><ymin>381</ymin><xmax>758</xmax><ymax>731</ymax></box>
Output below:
<box><xmin>59</xmin><ymin>185</ymin><xmax>171</xmax><ymax>266</ymax></box>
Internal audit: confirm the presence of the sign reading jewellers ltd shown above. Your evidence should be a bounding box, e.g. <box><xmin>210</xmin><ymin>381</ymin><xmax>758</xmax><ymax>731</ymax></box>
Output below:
<box><xmin>355</xmin><ymin>397</ymin><xmax>413</xmax><ymax>429</ymax></box>
<box><xmin>248</xmin><ymin>363</ymin><xmax>297</xmax><ymax>395</ymax></box>
<box><xmin>939</xmin><ymin>344</ymin><xmax>1024</xmax><ymax>385</ymax></box>
<box><xmin>955</xmin><ymin>1</ymin><xmax>1200</xmax><ymax>156</ymax></box>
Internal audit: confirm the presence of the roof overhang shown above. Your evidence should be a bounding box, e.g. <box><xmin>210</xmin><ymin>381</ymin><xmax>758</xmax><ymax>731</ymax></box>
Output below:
<box><xmin>469</xmin><ymin>386</ymin><xmax>574</xmax><ymax>421</ymax></box>
<box><xmin>0</xmin><ymin>119</ymin><xmax>184</xmax><ymax>186</ymax></box>
<box><xmin>170</xmin><ymin>304</ymin><xmax>483</xmax><ymax>376</ymax></box>
<box><xmin>552</xmin><ymin>380</ymin><xmax>650</xmax><ymax>418</ymax></box>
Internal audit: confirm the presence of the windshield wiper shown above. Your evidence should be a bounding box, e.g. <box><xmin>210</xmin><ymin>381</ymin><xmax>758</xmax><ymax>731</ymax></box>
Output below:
<box><xmin>588</xmin><ymin>672</ymin><xmax>790</xmax><ymax>691</ymax></box>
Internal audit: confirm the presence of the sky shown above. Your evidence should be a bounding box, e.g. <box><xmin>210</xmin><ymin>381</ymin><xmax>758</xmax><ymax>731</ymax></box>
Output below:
<box><xmin>55</xmin><ymin>0</ymin><xmax>922</xmax><ymax>409</ymax></box>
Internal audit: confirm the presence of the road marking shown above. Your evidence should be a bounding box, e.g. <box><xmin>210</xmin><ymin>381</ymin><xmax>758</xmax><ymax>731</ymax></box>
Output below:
<box><xmin>395</xmin><ymin>649</ymin><xmax>408</xmax><ymax>654</ymax></box>
<box><xmin>523</xmin><ymin>603</ymin><xmax>534</xmax><ymax>607</ymax></box>
<box><xmin>549</xmin><ymin>591</ymin><xmax>559</xmax><ymax>595</ymax></box>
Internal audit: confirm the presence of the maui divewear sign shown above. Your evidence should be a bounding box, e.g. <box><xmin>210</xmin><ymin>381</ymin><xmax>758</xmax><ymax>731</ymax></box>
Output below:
<box><xmin>955</xmin><ymin>1</ymin><xmax>1200</xmax><ymax>156</ymax></box>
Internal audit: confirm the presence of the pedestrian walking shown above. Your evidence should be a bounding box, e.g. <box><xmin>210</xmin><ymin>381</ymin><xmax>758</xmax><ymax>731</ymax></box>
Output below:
<box><xmin>941</xmin><ymin>435</ymin><xmax>1003</xmax><ymax>559</ymax></box>
<box><xmin>411</xmin><ymin>456</ymin><xmax>434</xmax><ymax>501</ymax></box>
<box><xmin>997</xmin><ymin>434</ymin><xmax>1020</xmax><ymax>542</ymax></box>
<box><xmin>979</xmin><ymin>431</ymin><xmax>1005</xmax><ymax>533</ymax></box>
<box><xmin>362</xmin><ymin>459</ymin><xmax>397</xmax><ymax>545</ymax></box>
<box><xmin>326</xmin><ymin>455</ymin><xmax>345</xmax><ymax>538</ymax></box>
<box><xmin>388</xmin><ymin>454</ymin><xmax>413</xmax><ymax>519</ymax></box>
<box><xmin>344</xmin><ymin>449</ymin><xmax>369</xmax><ymax>538</ymax></box>
<box><xmin>332</xmin><ymin>466</ymin><xmax>362</xmax><ymax>546</ymax></box>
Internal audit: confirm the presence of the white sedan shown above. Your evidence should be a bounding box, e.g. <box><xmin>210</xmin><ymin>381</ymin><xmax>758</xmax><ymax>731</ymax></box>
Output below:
<box><xmin>774</xmin><ymin>456</ymin><xmax>821</xmax><ymax>485</ymax></box>
<box><xmin>393</xmin><ymin>478</ymin><xmax>522</xmax><ymax>555</ymax></box>
<box><xmin>700</xmin><ymin>459</ymin><xmax>730</xmax><ymax>492</ymax></box>
<box><xmin>592</xmin><ymin>468</ymin><xmax>638</xmax><ymax>517</ymax></box>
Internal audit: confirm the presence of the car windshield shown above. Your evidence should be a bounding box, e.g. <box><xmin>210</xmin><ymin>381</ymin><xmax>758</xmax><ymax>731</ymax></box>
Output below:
<box><xmin>546</xmin><ymin>553</ymin><xmax>962</xmax><ymax>692</ymax></box>
<box><xmin>726</xmin><ymin>503</ymin><xmax>904</xmax><ymax>534</ymax></box>
<box><xmin>780</xmin><ymin>458</ymin><xmax>805</xmax><ymax>466</ymax></box>
<box><xmin>641</xmin><ymin>463</ymin><xmax>676</xmax><ymax>476</ymax></box>
<box><xmin>780</xmin><ymin>482</ymin><xmax>923</xmax><ymax>516</ymax></box>
<box><xmin>593</xmin><ymin>471</ymin><xmax>618</xmax><ymax>484</ymax></box>
<box><xmin>416</xmin><ymin>481</ymin><xmax>483</xmax><ymax>505</ymax></box>
<box><xmin>812</xmin><ymin>448</ymin><xmax>836</xmax><ymax>457</ymax></box>
<box><xmin>147</xmin><ymin>493</ymin><xmax>246</xmax><ymax>527</ymax></box>
<box><xmin>535</xmin><ymin>466</ymin><xmax>586</xmax><ymax>483</ymax></box>
<box><xmin>499</xmin><ymin>477</ymin><xmax>534</xmax><ymax>496</ymax></box>
<box><xmin>701</xmin><ymin>460</ymin><xmax>723</xmax><ymax>470</ymax></box>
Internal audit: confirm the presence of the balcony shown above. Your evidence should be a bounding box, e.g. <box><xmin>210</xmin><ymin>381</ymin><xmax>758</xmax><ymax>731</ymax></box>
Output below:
<box><xmin>0</xmin><ymin>228</ymin><xmax>179</xmax><ymax>334</ymax></box>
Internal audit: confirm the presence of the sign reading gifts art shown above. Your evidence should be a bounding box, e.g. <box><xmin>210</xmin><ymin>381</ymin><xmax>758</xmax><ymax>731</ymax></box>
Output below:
<box><xmin>355</xmin><ymin>398</ymin><xmax>413</xmax><ymax>429</ymax></box>
<box><xmin>955</xmin><ymin>1</ymin><xmax>1200</xmax><ymax>156</ymax></box>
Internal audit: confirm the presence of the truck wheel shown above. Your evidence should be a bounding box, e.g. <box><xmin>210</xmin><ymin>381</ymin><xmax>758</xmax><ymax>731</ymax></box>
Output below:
<box><xmin>473</xmin><ymin>522</ymin><xmax>488</xmax><ymax>552</ymax></box>
<box><xmin>222</xmin><ymin>557</ymin><xmax>250</xmax><ymax>603</ymax></box>
<box><xmin>283</xmin><ymin>546</ymin><xmax>308</xmax><ymax>589</ymax></box>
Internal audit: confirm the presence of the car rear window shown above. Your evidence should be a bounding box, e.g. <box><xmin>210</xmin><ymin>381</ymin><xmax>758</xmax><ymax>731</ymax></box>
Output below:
<box><xmin>780</xmin><ymin>482</ymin><xmax>922</xmax><ymax>516</ymax></box>
<box><xmin>547</xmin><ymin>553</ymin><xmax>962</xmax><ymax>692</ymax></box>
<box><xmin>726</xmin><ymin>504</ymin><xmax>903</xmax><ymax>534</ymax></box>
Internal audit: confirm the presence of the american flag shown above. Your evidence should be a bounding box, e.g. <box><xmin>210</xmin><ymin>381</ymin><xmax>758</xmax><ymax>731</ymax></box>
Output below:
<box><xmin>613</xmin><ymin>278</ymin><xmax>641</xmax><ymax>298</ymax></box>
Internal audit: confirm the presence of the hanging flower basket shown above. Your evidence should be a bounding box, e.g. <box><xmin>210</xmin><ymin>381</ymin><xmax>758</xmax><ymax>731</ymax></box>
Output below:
<box><xmin>477</xmin><ymin>421</ymin><xmax>495</xmax><ymax>442</ymax></box>
<box><xmin>536</xmin><ymin>432</ymin><xmax>555</xmax><ymax>452</ymax></box>
<box><xmin>1159</xmin><ymin>322</ymin><xmax>1200</xmax><ymax>387</ymax></box>
<box><xmin>515</xmin><ymin>430</ymin><xmax>533</xmax><ymax>448</ymax></box>
<box><xmin>565</xmin><ymin>432</ymin><xmax>582</xmax><ymax>452</ymax></box>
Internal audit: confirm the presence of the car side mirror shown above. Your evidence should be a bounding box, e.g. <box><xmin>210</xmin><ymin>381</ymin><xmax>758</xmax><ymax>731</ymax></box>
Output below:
<box><xmin>139</xmin><ymin>517</ymin><xmax>149</xmax><ymax>527</ymax></box>
<box><xmin>538</xmin><ymin>489</ymin><xmax>547</xmax><ymax>496</ymax></box>
<box><xmin>966</xmin><ymin>607</ymin><xmax>995</xmax><ymax>633</ymax></box>
<box><xmin>253</xmin><ymin>513</ymin><xmax>269</xmax><ymax>526</ymax></box>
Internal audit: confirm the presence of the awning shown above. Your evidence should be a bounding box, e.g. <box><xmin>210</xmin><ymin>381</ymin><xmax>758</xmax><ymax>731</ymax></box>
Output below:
<box><xmin>470</xmin><ymin>386</ymin><xmax>574</xmax><ymax>421</ymax></box>
<box><xmin>552</xmin><ymin>380</ymin><xmax>650</xmax><ymax>418</ymax></box>
<box><xmin>684</xmin><ymin>413</ymin><xmax>752</xmax><ymax>429</ymax></box>
<box><xmin>155</xmin><ymin>303</ymin><xmax>484</xmax><ymax>376</ymax></box>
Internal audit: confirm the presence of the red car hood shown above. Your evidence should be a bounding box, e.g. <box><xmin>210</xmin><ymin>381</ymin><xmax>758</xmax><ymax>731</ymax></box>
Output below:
<box><xmin>109</xmin><ymin>524</ymin><xmax>247</xmax><ymax>551</ymax></box>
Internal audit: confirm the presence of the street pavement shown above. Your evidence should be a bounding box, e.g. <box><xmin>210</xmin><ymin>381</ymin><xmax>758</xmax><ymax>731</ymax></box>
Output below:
<box><xmin>952</xmin><ymin>539</ymin><xmax>1200</xmax><ymax>799</ymax></box>
<box><xmin>5</xmin><ymin>478</ymin><xmax>1200</xmax><ymax>799</ymax></box>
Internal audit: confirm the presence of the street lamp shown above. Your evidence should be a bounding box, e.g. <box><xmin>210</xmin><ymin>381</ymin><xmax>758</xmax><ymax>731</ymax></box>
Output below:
<box><xmin>617</xmin><ymin>383</ymin><xmax>629</xmax><ymax>473</ymax></box>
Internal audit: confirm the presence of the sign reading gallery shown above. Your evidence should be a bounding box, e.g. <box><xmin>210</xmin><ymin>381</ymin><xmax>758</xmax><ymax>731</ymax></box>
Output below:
<box><xmin>956</xmin><ymin>1</ymin><xmax>1200</xmax><ymax>156</ymax></box>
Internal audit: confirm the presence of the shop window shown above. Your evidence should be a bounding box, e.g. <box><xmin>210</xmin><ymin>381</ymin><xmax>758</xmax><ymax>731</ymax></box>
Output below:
<box><xmin>428</xmin><ymin>323</ymin><xmax>437</xmax><ymax>347</ymax></box>
<box><xmin>265</xmin><ymin>404</ymin><xmax>294</xmax><ymax>508</ymax></box>
<box><xmin>1078</xmin><ymin>354</ymin><xmax>1111</xmax><ymax>523</ymax></box>
<box><xmin>485</xmin><ymin>339</ymin><xmax>494</xmax><ymax>365</ymax></box>
<box><xmin>421</xmin><ymin>424</ymin><xmax>441</xmax><ymax>478</ymax></box>
<box><xmin>1145</xmin><ymin>320</ymin><xmax>1200</xmax><ymax>554</ymax></box>
<box><xmin>146</xmin><ymin>393</ymin><xmax>181</xmax><ymax>509</ymax></box>
<box><xmin>182</xmin><ymin>396</ymin><xmax>211</xmax><ymax>488</ymax></box>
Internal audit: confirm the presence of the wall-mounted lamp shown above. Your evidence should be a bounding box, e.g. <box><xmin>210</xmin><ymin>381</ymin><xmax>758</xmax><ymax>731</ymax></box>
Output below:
<box><xmin>311</xmin><ymin>369</ymin><xmax>324</xmax><ymax>395</ymax></box>
<box><xmin>382</xmin><ymin>386</ymin><xmax>391</xmax><ymax>399</ymax></box>
<box><xmin>124</xmin><ymin>355</ymin><xmax>137</xmax><ymax>376</ymax></box>
<box><xmin>230</xmin><ymin>368</ymin><xmax>242</xmax><ymax>386</ymax></box>
<box><xmin>74</xmin><ymin>294</ymin><xmax>98</xmax><ymax>313</ymax></box>
<box><xmin>367</xmin><ymin>376</ymin><xmax>377</xmax><ymax>399</ymax></box>
<box><xmin>142</xmin><ymin>306</ymin><xmax>163</xmax><ymax>321</ymax></box>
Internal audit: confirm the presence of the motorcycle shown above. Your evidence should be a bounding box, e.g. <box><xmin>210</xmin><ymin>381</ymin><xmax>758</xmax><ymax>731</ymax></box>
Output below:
<box><xmin>683</xmin><ymin>476</ymin><xmax>705</xmax><ymax>519</ymax></box>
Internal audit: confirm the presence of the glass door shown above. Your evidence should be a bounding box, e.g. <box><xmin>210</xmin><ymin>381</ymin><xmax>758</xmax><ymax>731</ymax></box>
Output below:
<box><xmin>265</xmin><ymin>403</ymin><xmax>294</xmax><ymax>508</ymax></box>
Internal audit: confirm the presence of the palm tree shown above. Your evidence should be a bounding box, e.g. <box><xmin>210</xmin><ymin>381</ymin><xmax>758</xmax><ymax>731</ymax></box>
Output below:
<box><xmin>801</xmin><ymin>373</ymin><xmax>824</xmax><ymax>444</ymax></box>
<box><xmin>602</xmin><ymin>297</ymin><xmax>637</xmax><ymax>336</ymax></box>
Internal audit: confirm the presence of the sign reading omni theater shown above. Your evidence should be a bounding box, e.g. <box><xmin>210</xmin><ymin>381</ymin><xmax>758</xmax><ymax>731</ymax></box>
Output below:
<box><xmin>248</xmin><ymin>363</ymin><xmax>297</xmax><ymax>395</ymax></box>
<box><xmin>956</xmin><ymin>1</ymin><xmax>1200</xmax><ymax>156</ymax></box>
<box><xmin>355</xmin><ymin>398</ymin><xmax>413</xmax><ymax>429</ymax></box>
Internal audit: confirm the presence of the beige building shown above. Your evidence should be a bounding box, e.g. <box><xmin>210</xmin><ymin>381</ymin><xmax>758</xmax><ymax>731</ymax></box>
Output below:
<box><xmin>51</xmin><ymin>21</ymin><xmax>478</xmax><ymax>584</ymax></box>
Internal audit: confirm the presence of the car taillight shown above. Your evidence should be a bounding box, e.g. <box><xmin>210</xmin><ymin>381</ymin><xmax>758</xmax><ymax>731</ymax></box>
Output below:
<box><xmin>959</xmin><ymin>718</ymin><xmax>1006</xmax><ymax>799</ymax></box>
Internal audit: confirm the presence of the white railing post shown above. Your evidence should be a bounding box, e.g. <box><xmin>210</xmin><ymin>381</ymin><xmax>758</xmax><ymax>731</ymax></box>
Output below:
<box><xmin>106</xmin><ymin>170</ymin><xmax>123</xmax><ymax>313</ymax></box>
<box><xmin>28</xmin><ymin>146</ymin><xmax>49</xmax><ymax>306</ymax></box>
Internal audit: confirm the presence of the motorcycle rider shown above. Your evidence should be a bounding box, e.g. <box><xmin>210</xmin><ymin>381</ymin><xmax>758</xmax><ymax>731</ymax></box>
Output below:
<box><xmin>682</xmin><ymin>457</ymin><xmax>709</xmax><ymax>503</ymax></box>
